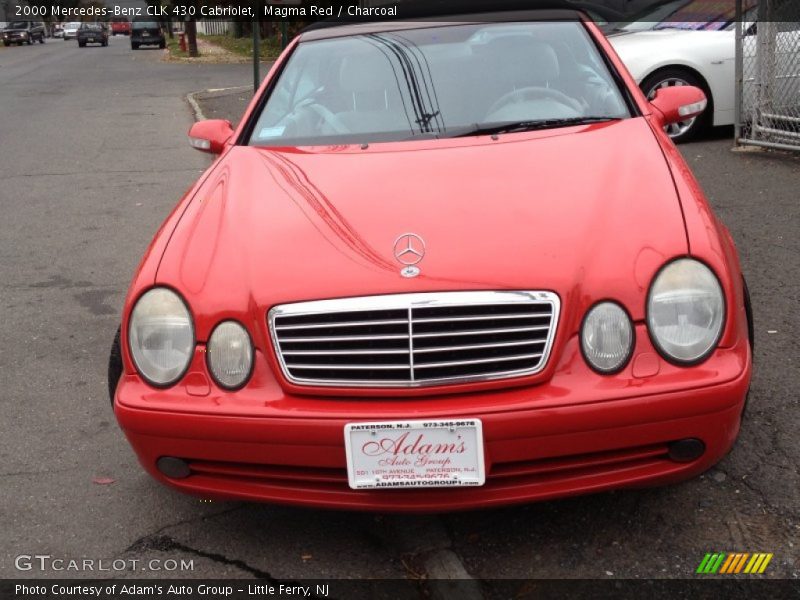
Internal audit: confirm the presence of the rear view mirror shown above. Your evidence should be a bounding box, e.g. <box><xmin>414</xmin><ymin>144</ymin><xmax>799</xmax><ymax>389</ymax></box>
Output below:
<box><xmin>188</xmin><ymin>119</ymin><xmax>234</xmax><ymax>155</ymax></box>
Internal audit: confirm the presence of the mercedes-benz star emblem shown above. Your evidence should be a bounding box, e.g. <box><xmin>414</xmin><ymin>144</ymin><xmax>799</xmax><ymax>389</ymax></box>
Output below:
<box><xmin>393</xmin><ymin>233</ymin><xmax>425</xmax><ymax>278</ymax></box>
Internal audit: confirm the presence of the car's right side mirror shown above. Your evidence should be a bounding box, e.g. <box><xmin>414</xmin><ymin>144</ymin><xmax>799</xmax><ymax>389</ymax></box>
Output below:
<box><xmin>188</xmin><ymin>119</ymin><xmax>234</xmax><ymax>155</ymax></box>
<box><xmin>649</xmin><ymin>86</ymin><xmax>708</xmax><ymax>127</ymax></box>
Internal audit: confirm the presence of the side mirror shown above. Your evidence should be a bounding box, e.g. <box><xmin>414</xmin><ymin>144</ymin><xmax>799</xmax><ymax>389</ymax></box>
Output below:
<box><xmin>188</xmin><ymin>119</ymin><xmax>234</xmax><ymax>155</ymax></box>
<box><xmin>649</xmin><ymin>85</ymin><xmax>708</xmax><ymax>126</ymax></box>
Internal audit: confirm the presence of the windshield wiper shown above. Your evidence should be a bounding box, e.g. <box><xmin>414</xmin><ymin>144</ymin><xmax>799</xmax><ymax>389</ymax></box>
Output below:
<box><xmin>450</xmin><ymin>117</ymin><xmax>622</xmax><ymax>138</ymax></box>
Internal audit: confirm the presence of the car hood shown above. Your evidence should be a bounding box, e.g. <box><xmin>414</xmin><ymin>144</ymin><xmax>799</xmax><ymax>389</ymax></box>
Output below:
<box><xmin>157</xmin><ymin>117</ymin><xmax>687</xmax><ymax>337</ymax></box>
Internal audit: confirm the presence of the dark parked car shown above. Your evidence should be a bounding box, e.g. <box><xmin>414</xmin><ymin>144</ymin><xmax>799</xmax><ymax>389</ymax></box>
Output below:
<box><xmin>2</xmin><ymin>21</ymin><xmax>46</xmax><ymax>46</ymax></box>
<box><xmin>131</xmin><ymin>21</ymin><xmax>165</xmax><ymax>50</ymax></box>
<box><xmin>77</xmin><ymin>22</ymin><xmax>109</xmax><ymax>47</ymax></box>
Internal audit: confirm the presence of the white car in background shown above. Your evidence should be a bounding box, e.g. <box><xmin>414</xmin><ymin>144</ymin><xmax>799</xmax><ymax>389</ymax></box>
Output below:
<box><xmin>610</xmin><ymin>8</ymin><xmax>800</xmax><ymax>144</ymax></box>
<box><xmin>607</xmin><ymin>0</ymin><xmax>753</xmax><ymax>142</ymax></box>
<box><xmin>62</xmin><ymin>22</ymin><xmax>81</xmax><ymax>40</ymax></box>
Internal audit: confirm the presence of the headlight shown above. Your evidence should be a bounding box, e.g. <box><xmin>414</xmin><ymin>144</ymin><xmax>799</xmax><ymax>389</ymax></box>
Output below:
<box><xmin>128</xmin><ymin>288</ymin><xmax>194</xmax><ymax>386</ymax></box>
<box><xmin>647</xmin><ymin>259</ymin><xmax>724</xmax><ymax>364</ymax></box>
<box><xmin>207</xmin><ymin>321</ymin><xmax>253</xmax><ymax>390</ymax></box>
<box><xmin>581</xmin><ymin>302</ymin><xmax>634</xmax><ymax>374</ymax></box>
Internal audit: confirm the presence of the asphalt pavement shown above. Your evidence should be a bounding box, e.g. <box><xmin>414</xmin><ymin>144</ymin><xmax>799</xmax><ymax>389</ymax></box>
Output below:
<box><xmin>0</xmin><ymin>36</ymin><xmax>797</xmax><ymax>590</ymax></box>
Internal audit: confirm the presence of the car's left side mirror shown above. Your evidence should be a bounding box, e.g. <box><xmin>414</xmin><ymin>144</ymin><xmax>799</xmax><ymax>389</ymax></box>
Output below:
<box><xmin>650</xmin><ymin>86</ymin><xmax>708</xmax><ymax>127</ymax></box>
<box><xmin>188</xmin><ymin>119</ymin><xmax>234</xmax><ymax>155</ymax></box>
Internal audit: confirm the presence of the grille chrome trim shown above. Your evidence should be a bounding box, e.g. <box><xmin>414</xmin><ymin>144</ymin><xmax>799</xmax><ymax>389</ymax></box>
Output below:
<box><xmin>268</xmin><ymin>291</ymin><xmax>560</xmax><ymax>388</ymax></box>
<box><xmin>413</xmin><ymin>353</ymin><xmax>544</xmax><ymax>369</ymax></box>
<box><xmin>280</xmin><ymin>334</ymin><xmax>409</xmax><ymax>342</ymax></box>
<box><xmin>275</xmin><ymin>319</ymin><xmax>408</xmax><ymax>330</ymax></box>
<box><xmin>286</xmin><ymin>363</ymin><xmax>411</xmax><ymax>370</ymax></box>
<box><xmin>412</xmin><ymin>325</ymin><xmax>550</xmax><ymax>338</ymax></box>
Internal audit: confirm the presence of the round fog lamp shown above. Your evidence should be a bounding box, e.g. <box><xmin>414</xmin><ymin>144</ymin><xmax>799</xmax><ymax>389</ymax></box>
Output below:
<box><xmin>207</xmin><ymin>321</ymin><xmax>253</xmax><ymax>390</ymax></box>
<box><xmin>581</xmin><ymin>302</ymin><xmax>634</xmax><ymax>374</ymax></box>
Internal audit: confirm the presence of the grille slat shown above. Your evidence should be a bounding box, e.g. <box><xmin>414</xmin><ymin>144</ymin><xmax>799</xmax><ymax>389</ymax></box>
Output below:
<box><xmin>276</xmin><ymin>319</ymin><xmax>408</xmax><ymax>330</ymax></box>
<box><xmin>285</xmin><ymin>363</ymin><xmax>413</xmax><ymax>370</ymax></box>
<box><xmin>413</xmin><ymin>312</ymin><xmax>551</xmax><ymax>323</ymax></box>
<box><xmin>413</xmin><ymin>353</ymin><xmax>543</xmax><ymax>369</ymax></box>
<box><xmin>282</xmin><ymin>349</ymin><xmax>410</xmax><ymax>356</ymax></box>
<box><xmin>413</xmin><ymin>339</ymin><xmax>545</xmax><ymax>354</ymax></box>
<box><xmin>413</xmin><ymin>325</ymin><xmax>550</xmax><ymax>339</ymax></box>
<box><xmin>269</xmin><ymin>291</ymin><xmax>559</xmax><ymax>388</ymax></box>
<box><xmin>278</xmin><ymin>334</ymin><xmax>409</xmax><ymax>343</ymax></box>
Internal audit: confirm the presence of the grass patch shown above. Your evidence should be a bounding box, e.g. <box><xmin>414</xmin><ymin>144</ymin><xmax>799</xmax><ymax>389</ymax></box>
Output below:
<box><xmin>199</xmin><ymin>33</ymin><xmax>282</xmax><ymax>60</ymax></box>
<box><xmin>166</xmin><ymin>36</ymin><xmax>189</xmax><ymax>58</ymax></box>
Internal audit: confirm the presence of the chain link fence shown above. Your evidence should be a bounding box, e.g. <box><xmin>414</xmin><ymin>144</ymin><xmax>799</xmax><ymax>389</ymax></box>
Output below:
<box><xmin>737</xmin><ymin>0</ymin><xmax>800</xmax><ymax>150</ymax></box>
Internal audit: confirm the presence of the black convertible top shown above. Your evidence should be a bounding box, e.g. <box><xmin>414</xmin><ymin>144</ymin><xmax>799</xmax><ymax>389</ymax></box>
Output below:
<box><xmin>301</xmin><ymin>0</ymin><xmax>628</xmax><ymax>35</ymax></box>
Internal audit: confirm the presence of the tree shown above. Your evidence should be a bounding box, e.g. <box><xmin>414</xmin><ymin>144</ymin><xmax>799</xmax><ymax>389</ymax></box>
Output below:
<box><xmin>185</xmin><ymin>15</ymin><xmax>198</xmax><ymax>57</ymax></box>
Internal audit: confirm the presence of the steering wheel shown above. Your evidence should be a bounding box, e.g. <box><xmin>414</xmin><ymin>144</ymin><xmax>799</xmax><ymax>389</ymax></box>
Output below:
<box><xmin>306</xmin><ymin>102</ymin><xmax>350</xmax><ymax>135</ymax></box>
<box><xmin>486</xmin><ymin>86</ymin><xmax>583</xmax><ymax>119</ymax></box>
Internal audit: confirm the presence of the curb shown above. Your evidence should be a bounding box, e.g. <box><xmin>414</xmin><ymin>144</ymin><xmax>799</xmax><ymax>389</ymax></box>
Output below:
<box><xmin>186</xmin><ymin>90</ymin><xmax>207</xmax><ymax>121</ymax></box>
<box><xmin>186</xmin><ymin>85</ymin><xmax>252</xmax><ymax>122</ymax></box>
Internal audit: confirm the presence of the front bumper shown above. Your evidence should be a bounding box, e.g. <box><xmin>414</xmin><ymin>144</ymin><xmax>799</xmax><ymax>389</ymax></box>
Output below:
<box><xmin>115</xmin><ymin>332</ymin><xmax>750</xmax><ymax>512</ymax></box>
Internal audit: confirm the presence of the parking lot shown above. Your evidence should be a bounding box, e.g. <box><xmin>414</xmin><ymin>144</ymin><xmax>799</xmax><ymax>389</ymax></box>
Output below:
<box><xmin>0</xmin><ymin>30</ymin><xmax>797</xmax><ymax>590</ymax></box>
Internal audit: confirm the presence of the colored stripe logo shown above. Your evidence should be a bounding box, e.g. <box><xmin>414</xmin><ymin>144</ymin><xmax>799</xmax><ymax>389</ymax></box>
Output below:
<box><xmin>696</xmin><ymin>552</ymin><xmax>773</xmax><ymax>574</ymax></box>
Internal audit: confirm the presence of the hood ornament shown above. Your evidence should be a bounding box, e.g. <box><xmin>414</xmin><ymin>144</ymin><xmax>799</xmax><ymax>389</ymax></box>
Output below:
<box><xmin>393</xmin><ymin>233</ymin><xmax>425</xmax><ymax>278</ymax></box>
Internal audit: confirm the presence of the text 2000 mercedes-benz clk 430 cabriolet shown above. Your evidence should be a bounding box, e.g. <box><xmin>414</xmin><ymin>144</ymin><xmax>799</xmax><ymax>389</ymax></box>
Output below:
<box><xmin>110</xmin><ymin>9</ymin><xmax>752</xmax><ymax>511</ymax></box>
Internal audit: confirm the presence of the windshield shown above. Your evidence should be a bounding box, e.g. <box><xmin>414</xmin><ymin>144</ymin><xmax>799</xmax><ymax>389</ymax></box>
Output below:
<box><xmin>8</xmin><ymin>21</ymin><xmax>29</xmax><ymax>29</ymax></box>
<box><xmin>81</xmin><ymin>23</ymin><xmax>103</xmax><ymax>30</ymax></box>
<box><xmin>133</xmin><ymin>22</ymin><xmax>160</xmax><ymax>29</ymax></box>
<box><xmin>248</xmin><ymin>22</ymin><xmax>630</xmax><ymax>147</ymax></box>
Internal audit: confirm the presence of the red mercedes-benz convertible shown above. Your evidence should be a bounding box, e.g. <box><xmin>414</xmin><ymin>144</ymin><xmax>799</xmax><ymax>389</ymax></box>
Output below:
<box><xmin>110</xmin><ymin>8</ymin><xmax>753</xmax><ymax>511</ymax></box>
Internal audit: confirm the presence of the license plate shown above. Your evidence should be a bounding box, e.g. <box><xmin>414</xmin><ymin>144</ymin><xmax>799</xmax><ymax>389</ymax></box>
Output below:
<box><xmin>143</xmin><ymin>32</ymin><xmax>150</xmax><ymax>36</ymax></box>
<box><xmin>345</xmin><ymin>419</ymin><xmax>485</xmax><ymax>489</ymax></box>
<box><xmin>88</xmin><ymin>38</ymin><xmax>94</xmax><ymax>42</ymax></box>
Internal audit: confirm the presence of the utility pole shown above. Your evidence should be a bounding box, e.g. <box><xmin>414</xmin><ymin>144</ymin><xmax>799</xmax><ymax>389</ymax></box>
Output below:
<box><xmin>253</xmin><ymin>18</ymin><xmax>260</xmax><ymax>92</ymax></box>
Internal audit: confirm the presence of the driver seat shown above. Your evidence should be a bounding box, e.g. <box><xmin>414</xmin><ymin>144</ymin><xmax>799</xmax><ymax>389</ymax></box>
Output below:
<box><xmin>476</xmin><ymin>37</ymin><xmax>582</xmax><ymax>116</ymax></box>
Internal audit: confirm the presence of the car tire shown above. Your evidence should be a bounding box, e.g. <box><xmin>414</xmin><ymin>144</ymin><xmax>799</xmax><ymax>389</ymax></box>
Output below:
<box><xmin>640</xmin><ymin>68</ymin><xmax>712</xmax><ymax>144</ymax></box>
<box><xmin>743</xmin><ymin>277</ymin><xmax>754</xmax><ymax>353</ymax></box>
<box><xmin>39</xmin><ymin>35</ymin><xmax>45</xmax><ymax>44</ymax></box>
<box><xmin>131</xmin><ymin>42</ymin><xmax>139</xmax><ymax>50</ymax></box>
<box><xmin>78</xmin><ymin>41</ymin><xmax>86</xmax><ymax>48</ymax></box>
<box><xmin>159</xmin><ymin>40</ymin><xmax>166</xmax><ymax>49</ymax></box>
<box><xmin>108</xmin><ymin>326</ymin><xmax>123</xmax><ymax>407</ymax></box>
<box><xmin>741</xmin><ymin>277</ymin><xmax>754</xmax><ymax>416</ymax></box>
<box><xmin>102</xmin><ymin>40</ymin><xmax>108</xmax><ymax>47</ymax></box>
<box><xmin>2</xmin><ymin>42</ymin><xmax>8</xmax><ymax>47</ymax></box>
<box><xmin>26</xmin><ymin>37</ymin><xmax>32</xmax><ymax>45</ymax></box>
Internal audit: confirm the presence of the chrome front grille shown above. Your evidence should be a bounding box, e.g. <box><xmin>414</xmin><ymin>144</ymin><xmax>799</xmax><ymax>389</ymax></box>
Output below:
<box><xmin>268</xmin><ymin>291</ymin><xmax>559</xmax><ymax>388</ymax></box>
